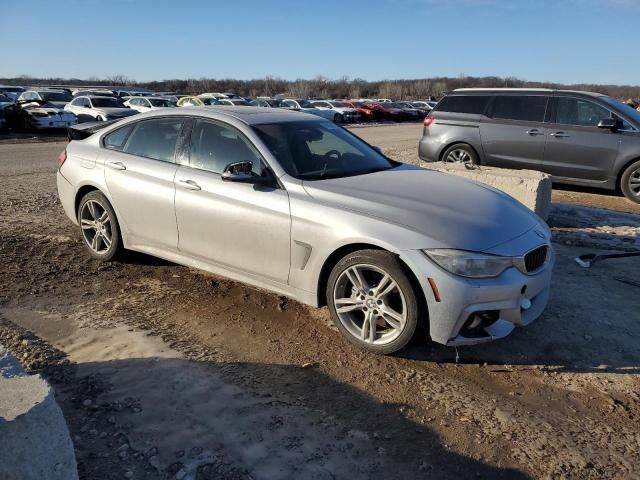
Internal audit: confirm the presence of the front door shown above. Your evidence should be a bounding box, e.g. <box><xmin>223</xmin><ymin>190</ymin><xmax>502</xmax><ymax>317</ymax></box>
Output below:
<box><xmin>174</xmin><ymin>118</ymin><xmax>291</xmax><ymax>284</ymax></box>
<box><xmin>542</xmin><ymin>96</ymin><xmax>621</xmax><ymax>181</ymax></box>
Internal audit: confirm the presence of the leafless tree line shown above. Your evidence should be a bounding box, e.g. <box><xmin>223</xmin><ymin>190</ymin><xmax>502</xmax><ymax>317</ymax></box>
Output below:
<box><xmin>3</xmin><ymin>74</ymin><xmax>640</xmax><ymax>101</ymax></box>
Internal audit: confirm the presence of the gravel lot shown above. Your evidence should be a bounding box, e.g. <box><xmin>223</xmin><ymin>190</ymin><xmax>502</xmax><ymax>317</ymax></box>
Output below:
<box><xmin>1</xmin><ymin>127</ymin><xmax>639</xmax><ymax>480</ymax></box>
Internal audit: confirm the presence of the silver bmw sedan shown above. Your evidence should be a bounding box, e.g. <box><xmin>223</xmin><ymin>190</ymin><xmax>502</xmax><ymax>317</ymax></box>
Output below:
<box><xmin>56</xmin><ymin>107</ymin><xmax>554</xmax><ymax>354</ymax></box>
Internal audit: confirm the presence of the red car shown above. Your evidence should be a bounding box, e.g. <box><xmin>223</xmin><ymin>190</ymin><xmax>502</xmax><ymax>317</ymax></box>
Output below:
<box><xmin>366</xmin><ymin>102</ymin><xmax>406</xmax><ymax>122</ymax></box>
<box><xmin>338</xmin><ymin>100</ymin><xmax>384</xmax><ymax>122</ymax></box>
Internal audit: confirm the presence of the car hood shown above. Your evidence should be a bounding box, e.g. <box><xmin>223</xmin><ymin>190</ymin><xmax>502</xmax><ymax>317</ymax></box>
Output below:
<box><xmin>96</xmin><ymin>107</ymin><xmax>135</xmax><ymax>116</ymax></box>
<box><xmin>301</xmin><ymin>164</ymin><xmax>539</xmax><ymax>252</ymax></box>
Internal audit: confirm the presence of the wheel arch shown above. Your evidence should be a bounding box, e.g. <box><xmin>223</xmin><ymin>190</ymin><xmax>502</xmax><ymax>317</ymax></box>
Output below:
<box><xmin>438</xmin><ymin>141</ymin><xmax>481</xmax><ymax>163</ymax></box>
<box><xmin>316</xmin><ymin>243</ymin><xmax>428</xmax><ymax>318</ymax></box>
<box><xmin>615</xmin><ymin>156</ymin><xmax>640</xmax><ymax>192</ymax></box>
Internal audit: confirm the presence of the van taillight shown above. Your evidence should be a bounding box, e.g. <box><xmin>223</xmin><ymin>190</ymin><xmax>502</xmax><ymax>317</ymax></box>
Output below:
<box><xmin>57</xmin><ymin>149</ymin><xmax>67</xmax><ymax>168</ymax></box>
<box><xmin>423</xmin><ymin>116</ymin><xmax>434</xmax><ymax>127</ymax></box>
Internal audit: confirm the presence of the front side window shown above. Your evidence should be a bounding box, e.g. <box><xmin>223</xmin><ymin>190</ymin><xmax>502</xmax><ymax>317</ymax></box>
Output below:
<box><xmin>253</xmin><ymin>120</ymin><xmax>396</xmax><ymax>180</ymax></box>
<box><xmin>555</xmin><ymin>97</ymin><xmax>611</xmax><ymax>127</ymax></box>
<box><xmin>190</xmin><ymin>119</ymin><xmax>263</xmax><ymax>175</ymax></box>
<box><xmin>122</xmin><ymin>118</ymin><xmax>183</xmax><ymax>162</ymax></box>
<box><xmin>491</xmin><ymin>95</ymin><xmax>548</xmax><ymax>122</ymax></box>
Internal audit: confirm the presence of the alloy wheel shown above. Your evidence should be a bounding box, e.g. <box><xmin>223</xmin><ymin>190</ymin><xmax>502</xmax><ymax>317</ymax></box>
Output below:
<box><xmin>80</xmin><ymin>199</ymin><xmax>113</xmax><ymax>254</ymax></box>
<box><xmin>333</xmin><ymin>264</ymin><xmax>407</xmax><ymax>346</ymax></box>
<box><xmin>446</xmin><ymin>148</ymin><xmax>472</xmax><ymax>163</ymax></box>
<box><xmin>628</xmin><ymin>167</ymin><xmax>640</xmax><ymax>197</ymax></box>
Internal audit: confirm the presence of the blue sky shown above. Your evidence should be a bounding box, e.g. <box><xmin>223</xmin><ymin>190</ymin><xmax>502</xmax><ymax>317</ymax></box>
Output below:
<box><xmin>2</xmin><ymin>0</ymin><xmax>639</xmax><ymax>85</ymax></box>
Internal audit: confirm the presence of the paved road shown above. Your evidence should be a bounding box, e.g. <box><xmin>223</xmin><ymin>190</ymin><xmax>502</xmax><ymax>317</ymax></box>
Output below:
<box><xmin>0</xmin><ymin>141</ymin><xmax>63</xmax><ymax>177</ymax></box>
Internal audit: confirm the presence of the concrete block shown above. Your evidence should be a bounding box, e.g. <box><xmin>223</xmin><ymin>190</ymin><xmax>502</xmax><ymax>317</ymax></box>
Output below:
<box><xmin>425</xmin><ymin>162</ymin><xmax>552</xmax><ymax>221</ymax></box>
<box><xmin>0</xmin><ymin>346</ymin><xmax>78</xmax><ymax>480</ymax></box>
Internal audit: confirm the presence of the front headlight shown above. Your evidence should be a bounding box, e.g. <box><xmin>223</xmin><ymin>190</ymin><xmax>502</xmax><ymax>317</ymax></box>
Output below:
<box><xmin>424</xmin><ymin>249</ymin><xmax>515</xmax><ymax>278</ymax></box>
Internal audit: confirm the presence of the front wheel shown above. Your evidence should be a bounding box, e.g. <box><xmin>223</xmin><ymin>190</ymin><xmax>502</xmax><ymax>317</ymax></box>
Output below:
<box><xmin>326</xmin><ymin>249</ymin><xmax>421</xmax><ymax>355</ymax></box>
<box><xmin>620</xmin><ymin>160</ymin><xmax>640</xmax><ymax>204</ymax></box>
<box><xmin>77</xmin><ymin>191</ymin><xmax>123</xmax><ymax>261</ymax></box>
<box><xmin>333</xmin><ymin>114</ymin><xmax>343</xmax><ymax>124</ymax></box>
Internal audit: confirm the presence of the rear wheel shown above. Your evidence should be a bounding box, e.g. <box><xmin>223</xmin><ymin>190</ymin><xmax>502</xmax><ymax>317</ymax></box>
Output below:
<box><xmin>442</xmin><ymin>143</ymin><xmax>478</xmax><ymax>164</ymax></box>
<box><xmin>333</xmin><ymin>114</ymin><xmax>343</xmax><ymax>124</ymax></box>
<box><xmin>620</xmin><ymin>160</ymin><xmax>640</xmax><ymax>204</ymax></box>
<box><xmin>96</xmin><ymin>115</ymin><xmax>105</xmax><ymax>122</ymax></box>
<box><xmin>77</xmin><ymin>191</ymin><xmax>122</xmax><ymax>261</ymax></box>
<box><xmin>326</xmin><ymin>249</ymin><xmax>421</xmax><ymax>355</ymax></box>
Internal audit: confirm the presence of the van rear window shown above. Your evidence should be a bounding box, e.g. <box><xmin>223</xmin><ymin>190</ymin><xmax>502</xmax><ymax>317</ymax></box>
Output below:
<box><xmin>435</xmin><ymin>95</ymin><xmax>490</xmax><ymax>115</ymax></box>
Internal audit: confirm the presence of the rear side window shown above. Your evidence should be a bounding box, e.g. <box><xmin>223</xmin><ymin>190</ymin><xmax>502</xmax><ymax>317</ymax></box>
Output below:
<box><xmin>122</xmin><ymin>118</ymin><xmax>184</xmax><ymax>162</ymax></box>
<box><xmin>491</xmin><ymin>96</ymin><xmax>548</xmax><ymax>122</ymax></box>
<box><xmin>435</xmin><ymin>95</ymin><xmax>490</xmax><ymax>114</ymax></box>
<box><xmin>104</xmin><ymin>125</ymin><xmax>134</xmax><ymax>151</ymax></box>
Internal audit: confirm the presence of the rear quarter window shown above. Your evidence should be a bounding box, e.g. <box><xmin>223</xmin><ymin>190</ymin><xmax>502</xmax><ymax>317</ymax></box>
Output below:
<box><xmin>435</xmin><ymin>95</ymin><xmax>490</xmax><ymax>114</ymax></box>
<box><xmin>104</xmin><ymin>124</ymin><xmax>134</xmax><ymax>151</ymax></box>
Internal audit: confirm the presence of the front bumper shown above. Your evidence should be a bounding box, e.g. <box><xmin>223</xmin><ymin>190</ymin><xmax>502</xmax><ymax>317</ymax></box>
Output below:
<box><xmin>31</xmin><ymin>116</ymin><xmax>78</xmax><ymax>129</ymax></box>
<box><xmin>400</xmin><ymin>244</ymin><xmax>555</xmax><ymax>346</ymax></box>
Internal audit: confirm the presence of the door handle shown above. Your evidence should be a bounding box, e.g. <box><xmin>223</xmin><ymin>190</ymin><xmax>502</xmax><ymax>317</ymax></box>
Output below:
<box><xmin>105</xmin><ymin>161</ymin><xmax>126</xmax><ymax>170</ymax></box>
<box><xmin>177</xmin><ymin>179</ymin><xmax>201</xmax><ymax>191</ymax></box>
<box><xmin>526</xmin><ymin>129</ymin><xmax>544</xmax><ymax>136</ymax></box>
<box><xmin>550</xmin><ymin>132</ymin><xmax>570</xmax><ymax>138</ymax></box>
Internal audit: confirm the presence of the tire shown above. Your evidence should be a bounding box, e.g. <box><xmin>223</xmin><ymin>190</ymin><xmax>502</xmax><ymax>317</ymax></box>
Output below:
<box><xmin>333</xmin><ymin>114</ymin><xmax>343</xmax><ymax>124</ymax></box>
<box><xmin>326</xmin><ymin>249</ymin><xmax>421</xmax><ymax>355</ymax></box>
<box><xmin>442</xmin><ymin>143</ymin><xmax>478</xmax><ymax>164</ymax></box>
<box><xmin>96</xmin><ymin>115</ymin><xmax>105</xmax><ymax>122</ymax></box>
<box><xmin>620</xmin><ymin>160</ymin><xmax>640</xmax><ymax>204</ymax></box>
<box><xmin>77</xmin><ymin>191</ymin><xmax>123</xmax><ymax>261</ymax></box>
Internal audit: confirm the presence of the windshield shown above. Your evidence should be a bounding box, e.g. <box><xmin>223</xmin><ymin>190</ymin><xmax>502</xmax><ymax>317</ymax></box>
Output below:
<box><xmin>91</xmin><ymin>97</ymin><xmax>126</xmax><ymax>108</ymax></box>
<box><xmin>253</xmin><ymin>120</ymin><xmax>396</xmax><ymax>180</ymax></box>
<box><xmin>1</xmin><ymin>87</ymin><xmax>24</xmax><ymax>93</ymax></box>
<box><xmin>40</xmin><ymin>91</ymin><xmax>72</xmax><ymax>102</ymax></box>
<box><xmin>331</xmin><ymin>102</ymin><xmax>350</xmax><ymax>108</ymax></box>
<box><xmin>297</xmin><ymin>100</ymin><xmax>314</xmax><ymax>108</ymax></box>
<box><xmin>602</xmin><ymin>96</ymin><xmax>640</xmax><ymax>125</ymax></box>
<box><xmin>0</xmin><ymin>94</ymin><xmax>11</xmax><ymax>102</ymax></box>
<box><xmin>266</xmin><ymin>99</ymin><xmax>282</xmax><ymax>107</ymax></box>
<box><xmin>231</xmin><ymin>99</ymin><xmax>250</xmax><ymax>105</ymax></box>
<box><xmin>149</xmin><ymin>98</ymin><xmax>177</xmax><ymax>107</ymax></box>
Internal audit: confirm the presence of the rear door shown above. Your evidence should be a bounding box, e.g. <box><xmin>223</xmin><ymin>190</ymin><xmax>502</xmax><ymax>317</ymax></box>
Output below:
<box><xmin>542</xmin><ymin>95</ymin><xmax>621</xmax><ymax>181</ymax></box>
<box><xmin>103</xmin><ymin>117</ymin><xmax>184</xmax><ymax>250</ymax></box>
<box><xmin>480</xmin><ymin>94</ymin><xmax>549</xmax><ymax>169</ymax></box>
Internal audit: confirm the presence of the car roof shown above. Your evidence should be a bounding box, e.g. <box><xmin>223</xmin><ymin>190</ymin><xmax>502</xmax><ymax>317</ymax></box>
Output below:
<box><xmin>452</xmin><ymin>88</ymin><xmax>605</xmax><ymax>98</ymax></box>
<box><xmin>127</xmin><ymin>106</ymin><xmax>322</xmax><ymax>125</ymax></box>
<box><xmin>85</xmin><ymin>95</ymin><xmax>120</xmax><ymax>99</ymax></box>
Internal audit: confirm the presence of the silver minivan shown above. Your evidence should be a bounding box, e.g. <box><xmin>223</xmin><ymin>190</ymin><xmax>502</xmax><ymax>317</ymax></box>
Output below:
<box><xmin>419</xmin><ymin>88</ymin><xmax>640</xmax><ymax>203</ymax></box>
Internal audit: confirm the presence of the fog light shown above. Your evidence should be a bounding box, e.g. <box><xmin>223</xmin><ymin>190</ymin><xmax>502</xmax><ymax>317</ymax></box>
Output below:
<box><xmin>460</xmin><ymin>310</ymin><xmax>499</xmax><ymax>338</ymax></box>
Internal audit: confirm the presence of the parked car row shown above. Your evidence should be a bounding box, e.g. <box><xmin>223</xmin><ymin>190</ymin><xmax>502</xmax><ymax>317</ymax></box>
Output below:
<box><xmin>0</xmin><ymin>84</ymin><xmax>437</xmax><ymax>131</ymax></box>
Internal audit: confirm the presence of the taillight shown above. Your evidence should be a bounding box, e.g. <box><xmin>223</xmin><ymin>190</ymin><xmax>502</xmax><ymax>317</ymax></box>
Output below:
<box><xmin>423</xmin><ymin>116</ymin><xmax>434</xmax><ymax>127</ymax></box>
<box><xmin>57</xmin><ymin>149</ymin><xmax>67</xmax><ymax>168</ymax></box>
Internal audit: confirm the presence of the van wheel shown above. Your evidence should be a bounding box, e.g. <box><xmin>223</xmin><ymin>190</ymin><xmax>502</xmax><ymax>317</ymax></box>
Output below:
<box><xmin>326</xmin><ymin>249</ymin><xmax>421</xmax><ymax>355</ymax></box>
<box><xmin>442</xmin><ymin>143</ymin><xmax>478</xmax><ymax>164</ymax></box>
<box><xmin>620</xmin><ymin>160</ymin><xmax>640</xmax><ymax>204</ymax></box>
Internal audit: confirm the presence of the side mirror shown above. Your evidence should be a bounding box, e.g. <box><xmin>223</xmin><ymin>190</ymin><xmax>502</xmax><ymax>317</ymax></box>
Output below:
<box><xmin>597</xmin><ymin>118</ymin><xmax>617</xmax><ymax>130</ymax></box>
<box><xmin>221</xmin><ymin>161</ymin><xmax>257</xmax><ymax>182</ymax></box>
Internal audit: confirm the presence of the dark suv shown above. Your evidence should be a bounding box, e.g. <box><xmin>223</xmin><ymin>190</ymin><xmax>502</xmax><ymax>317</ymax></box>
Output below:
<box><xmin>419</xmin><ymin>88</ymin><xmax>640</xmax><ymax>203</ymax></box>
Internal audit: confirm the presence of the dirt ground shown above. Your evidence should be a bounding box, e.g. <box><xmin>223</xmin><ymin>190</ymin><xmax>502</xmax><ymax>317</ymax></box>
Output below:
<box><xmin>1</xmin><ymin>129</ymin><xmax>639</xmax><ymax>480</ymax></box>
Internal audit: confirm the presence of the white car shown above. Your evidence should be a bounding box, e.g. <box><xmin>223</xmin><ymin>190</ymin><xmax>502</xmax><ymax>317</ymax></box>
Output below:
<box><xmin>412</xmin><ymin>101</ymin><xmax>437</xmax><ymax>110</ymax></box>
<box><xmin>65</xmin><ymin>96</ymin><xmax>138</xmax><ymax>122</ymax></box>
<box><xmin>281</xmin><ymin>99</ymin><xmax>334</xmax><ymax>121</ymax></box>
<box><xmin>14</xmin><ymin>89</ymin><xmax>78</xmax><ymax>130</ymax></box>
<box><xmin>310</xmin><ymin>101</ymin><xmax>361</xmax><ymax>123</ymax></box>
<box><xmin>124</xmin><ymin>96</ymin><xmax>178</xmax><ymax>112</ymax></box>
